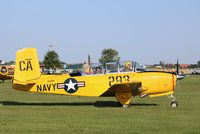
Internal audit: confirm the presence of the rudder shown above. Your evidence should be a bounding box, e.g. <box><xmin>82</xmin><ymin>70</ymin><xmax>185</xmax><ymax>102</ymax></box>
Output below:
<box><xmin>14</xmin><ymin>48</ymin><xmax>41</xmax><ymax>84</ymax></box>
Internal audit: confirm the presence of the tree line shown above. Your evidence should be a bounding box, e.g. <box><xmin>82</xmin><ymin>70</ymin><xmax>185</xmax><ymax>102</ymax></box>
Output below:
<box><xmin>42</xmin><ymin>48</ymin><xmax>120</xmax><ymax>69</ymax></box>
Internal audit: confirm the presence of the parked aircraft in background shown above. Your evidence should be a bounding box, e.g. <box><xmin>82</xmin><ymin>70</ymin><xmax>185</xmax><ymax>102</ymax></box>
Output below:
<box><xmin>0</xmin><ymin>66</ymin><xmax>14</xmax><ymax>82</ymax></box>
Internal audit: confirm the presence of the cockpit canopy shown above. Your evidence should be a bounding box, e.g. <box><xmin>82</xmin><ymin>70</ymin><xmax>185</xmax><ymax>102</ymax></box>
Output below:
<box><xmin>69</xmin><ymin>61</ymin><xmax>146</xmax><ymax>77</ymax></box>
<box><xmin>90</xmin><ymin>61</ymin><xmax>146</xmax><ymax>74</ymax></box>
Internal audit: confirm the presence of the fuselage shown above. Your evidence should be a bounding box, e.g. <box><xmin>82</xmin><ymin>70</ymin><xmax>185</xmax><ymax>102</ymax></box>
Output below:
<box><xmin>13</xmin><ymin>71</ymin><xmax>176</xmax><ymax>98</ymax></box>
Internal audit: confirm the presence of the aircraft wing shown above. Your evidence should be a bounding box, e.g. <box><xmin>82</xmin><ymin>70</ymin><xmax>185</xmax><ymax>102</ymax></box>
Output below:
<box><xmin>100</xmin><ymin>81</ymin><xmax>147</xmax><ymax>97</ymax></box>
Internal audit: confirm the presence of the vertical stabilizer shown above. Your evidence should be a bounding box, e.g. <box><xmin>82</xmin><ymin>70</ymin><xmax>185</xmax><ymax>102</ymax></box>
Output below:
<box><xmin>14</xmin><ymin>48</ymin><xmax>41</xmax><ymax>83</ymax></box>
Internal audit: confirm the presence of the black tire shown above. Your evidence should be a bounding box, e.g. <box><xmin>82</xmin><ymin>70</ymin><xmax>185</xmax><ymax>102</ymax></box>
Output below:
<box><xmin>170</xmin><ymin>101</ymin><xmax>178</xmax><ymax>108</ymax></box>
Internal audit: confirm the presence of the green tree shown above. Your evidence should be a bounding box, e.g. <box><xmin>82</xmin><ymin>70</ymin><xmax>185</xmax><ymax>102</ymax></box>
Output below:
<box><xmin>5</xmin><ymin>61</ymin><xmax>15</xmax><ymax>65</ymax></box>
<box><xmin>43</xmin><ymin>50</ymin><xmax>61</xmax><ymax>69</ymax></box>
<box><xmin>99</xmin><ymin>48</ymin><xmax>120</xmax><ymax>65</ymax></box>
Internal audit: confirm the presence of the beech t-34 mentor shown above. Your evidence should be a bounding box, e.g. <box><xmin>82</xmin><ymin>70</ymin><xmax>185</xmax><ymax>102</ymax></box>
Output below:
<box><xmin>12</xmin><ymin>48</ymin><xmax>179</xmax><ymax>107</ymax></box>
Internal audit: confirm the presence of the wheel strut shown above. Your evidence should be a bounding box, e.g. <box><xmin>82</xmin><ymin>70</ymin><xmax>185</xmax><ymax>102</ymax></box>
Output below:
<box><xmin>169</xmin><ymin>94</ymin><xmax>178</xmax><ymax>108</ymax></box>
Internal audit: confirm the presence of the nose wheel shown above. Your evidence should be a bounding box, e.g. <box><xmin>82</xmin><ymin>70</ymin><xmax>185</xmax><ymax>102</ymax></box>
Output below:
<box><xmin>169</xmin><ymin>94</ymin><xmax>178</xmax><ymax>108</ymax></box>
<box><xmin>170</xmin><ymin>101</ymin><xmax>178</xmax><ymax>108</ymax></box>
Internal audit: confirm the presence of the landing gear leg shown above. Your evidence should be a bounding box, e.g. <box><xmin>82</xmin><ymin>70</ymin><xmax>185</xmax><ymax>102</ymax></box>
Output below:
<box><xmin>169</xmin><ymin>94</ymin><xmax>178</xmax><ymax>108</ymax></box>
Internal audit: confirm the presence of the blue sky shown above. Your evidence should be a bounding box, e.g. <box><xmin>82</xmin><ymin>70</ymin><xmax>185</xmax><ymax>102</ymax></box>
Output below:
<box><xmin>0</xmin><ymin>0</ymin><xmax>200</xmax><ymax>64</ymax></box>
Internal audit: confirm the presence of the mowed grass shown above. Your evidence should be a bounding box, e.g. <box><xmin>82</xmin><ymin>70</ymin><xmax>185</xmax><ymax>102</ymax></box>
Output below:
<box><xmin>0</xmin><ymin>76</ymin><xmax>200</xmax><ymax>134</ymax></box>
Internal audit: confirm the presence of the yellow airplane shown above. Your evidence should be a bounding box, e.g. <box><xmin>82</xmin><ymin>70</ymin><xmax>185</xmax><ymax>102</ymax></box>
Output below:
<box><xmin>0</xmin><ymin>66</ymin><xmax>14</xmax><ymax>82</ymax></box>
<box><xmin>12</xmin><ymin>48</ymin><xmax>178</xmax><ymax>107</ymax></box>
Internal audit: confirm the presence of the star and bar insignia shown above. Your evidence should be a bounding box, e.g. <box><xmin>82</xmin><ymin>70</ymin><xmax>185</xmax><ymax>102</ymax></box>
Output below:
<box><xmin>57</xmin><ymin>78</ymin><xmax>85</xmax><ymax>94</ymax></box>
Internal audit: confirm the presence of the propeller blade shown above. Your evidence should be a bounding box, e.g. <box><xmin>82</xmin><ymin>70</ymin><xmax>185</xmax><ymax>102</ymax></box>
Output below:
<box><xmin>176</xmin><ymin>59</ymin><xmax>185</xmax><ymax>80</ymax></box>
<box><xmin>176</xmin><ymin>59</ymin><xmax>179</xmax><ymax>75</ymax></box>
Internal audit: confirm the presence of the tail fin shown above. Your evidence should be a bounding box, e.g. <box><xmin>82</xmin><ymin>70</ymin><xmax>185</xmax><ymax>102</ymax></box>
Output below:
<box><xmin>14</xmin><ymin>48</ymin><xmax>41</xmax><ymax>84</ymax></box>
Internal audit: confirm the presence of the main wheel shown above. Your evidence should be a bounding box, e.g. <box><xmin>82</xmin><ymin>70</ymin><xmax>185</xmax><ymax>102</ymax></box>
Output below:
<box><xmin>122</xmin><ymin>104</ymin><xmax>131</xmax><ymax>108</ymax></box>
<box><xmin>118</xmin><ymin>102</ymin><xmax>131</xmax><ymax>108</ymax></box>
<box><xmin>170</xmin><ymin>101</ymin><xmax>178</xmax><ymax>108</ymax></box>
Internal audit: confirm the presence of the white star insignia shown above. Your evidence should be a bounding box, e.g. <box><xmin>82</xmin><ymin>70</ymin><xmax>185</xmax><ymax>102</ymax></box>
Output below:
<box><xmin>65</xmin><ymin>79</ymin><xmax>77</xmax><ymax>91</ymax></box>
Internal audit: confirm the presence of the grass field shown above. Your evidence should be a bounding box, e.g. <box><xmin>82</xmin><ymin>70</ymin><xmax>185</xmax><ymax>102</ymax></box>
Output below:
<box><xmin>0</xmin><ymin>76</ymin><xmax>200</xmax><ymax>134</ymax></box>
